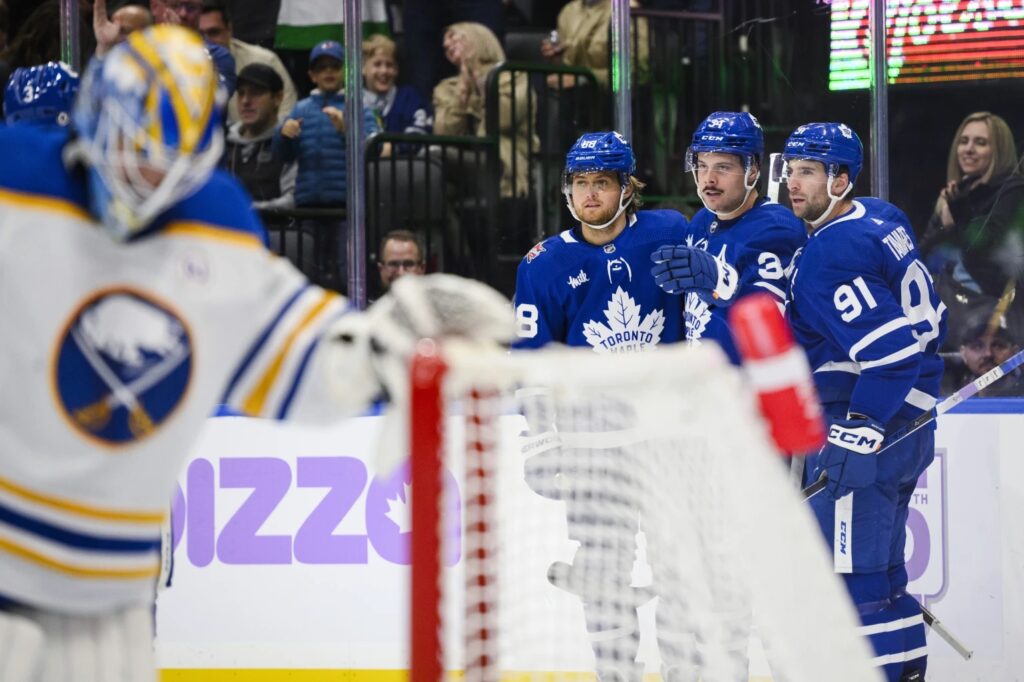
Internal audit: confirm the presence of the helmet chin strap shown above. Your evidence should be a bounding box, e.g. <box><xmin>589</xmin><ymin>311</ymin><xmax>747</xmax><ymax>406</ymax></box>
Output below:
<box><xmin>565</xmin><ymin>185</ymin><xmax>631</xmax><ymax>231</ymax></box>
<box><xmin>692</xmin><ymin>166</ymin><xmax>760</xmax><ymax>220</ymax></box>
<box><xmin>805</xmin><ymin>173</ymin><xmax>853</xmax><ymax>229</ymax></box>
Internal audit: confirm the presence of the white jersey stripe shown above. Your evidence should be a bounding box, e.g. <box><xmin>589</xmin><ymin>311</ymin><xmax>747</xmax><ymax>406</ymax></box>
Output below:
<box><xmin>869</xmin><ymin>645</ymin><xmax>928</xmax><ymax>667</ymax></box>
<box><xmin>849</xmin><ymin>318</ymin><xmax>911</xmax><ymax>361</ymax></box>
<box><xmin>859</xmin><ymin>343</ymin><xmax>920</xmax><ymax>370</ymax></box>
<box><xmin>753</xmin><ymin>280</ymin><xmax>786</xmax><ymax>300</ymax></box>
<box><xmin>857</xmin><ymin>614</ymin><xmax>924</xmax><ymax>636</ymax></box>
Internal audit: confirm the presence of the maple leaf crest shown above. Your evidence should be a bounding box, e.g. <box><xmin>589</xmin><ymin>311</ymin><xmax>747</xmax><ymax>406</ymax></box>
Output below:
<box><xmin>384</xmin><ymin>482</ymin><xmax>412</xmax><ymax>533</ymax></box>
<box><xmin>685</xmin><ymin>291</ymin><xmax>712</xmax><ymax>342</ymax></box>
<box><xmin>583</xmin><ymin>287</ymin><xmax>665</xmax><ymax>353</ymax></box>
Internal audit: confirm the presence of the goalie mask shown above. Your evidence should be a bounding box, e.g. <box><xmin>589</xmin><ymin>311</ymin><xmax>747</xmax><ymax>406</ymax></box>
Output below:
<box><xmin>778</xmin><ymin>122</ymin><xmax>863</xmax><ymax>228</ymax></box>
<box><xmin>563</xmin><ymin>131</ymin><xmax>636</xmax><ymax>230</ymax></box>
<box><xmin>71</xmin><ymin>25</ymin><xmax>225</xmax><ymax>241</ymax></box>
<box><xmin>685</xmin><ymin>111</ymin><xmax>763</xmax><ymax>218</ymax></box>
<box><xmin>4</xmin><ymin>61</ymin><xmax>79</xmax><ymax>127</ymax></box>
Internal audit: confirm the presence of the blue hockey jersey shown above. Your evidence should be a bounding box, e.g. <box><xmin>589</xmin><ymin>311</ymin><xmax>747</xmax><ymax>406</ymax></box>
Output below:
<box><xmin>513</xmin><ymin>210</ymin><xmax>687</xmax><ymax>351</ymax></box>
<box><xmin>682</xmin><ymin>199</ymin><xmax>806</xmax><ymax>363</ymax></box>
<box><xmin>786</xmin><ymin>201</ymin><xmax>947</xmax><ymax>425</ymax></box>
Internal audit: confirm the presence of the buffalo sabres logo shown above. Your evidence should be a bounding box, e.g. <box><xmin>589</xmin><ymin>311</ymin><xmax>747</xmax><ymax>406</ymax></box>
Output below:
<box><xmin>54</xmin><ymin>290</ymin><xmax>192</xmax><ymax>445</ymax></box>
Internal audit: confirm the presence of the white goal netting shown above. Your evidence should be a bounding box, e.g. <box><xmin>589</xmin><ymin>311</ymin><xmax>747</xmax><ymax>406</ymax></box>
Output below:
<box><xmin>408</xmin><ymin>341</ymin><xmax>882</xmax><ymax>682</ymax></box>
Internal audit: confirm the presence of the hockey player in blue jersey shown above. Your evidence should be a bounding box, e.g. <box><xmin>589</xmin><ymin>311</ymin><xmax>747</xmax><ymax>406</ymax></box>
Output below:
<box><xmin>780</xmin><ymin>122</ymin><xmax>947</xmax><ymax>682</ymax></box>
<box><xmin>0</xmin><ymin>24</ymin><xmax>511</xmax><ymax>682</ymax></box>
<box><xmin>649</xmin><ymin>111</ymin><xmax>806</xmax><ymax>365</ymax></box>
<box><xmin>513</xmin><ymin>132</ymin><xmax>690</xmax><ymax>682</ymax></box>
<box><xmin>512</xmin><ymin>131</ymin><xmax>687</xmax><ymax>352</ymax></box>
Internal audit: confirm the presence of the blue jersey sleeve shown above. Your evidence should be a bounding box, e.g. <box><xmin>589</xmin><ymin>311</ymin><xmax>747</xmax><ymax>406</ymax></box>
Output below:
<box><xmin>797</xmin><ymin>234</ymin><xmax>923</xmax><ymax>424</ymax></box>
<box><xmin>731</xmin><ymin>210</ymin><xmax>805</xmax><ymax>305</ymax></box>
<box><xmin>512</xmin><ymin>243</ymin><xmax>561</xmax><ymax>349</ymax></box>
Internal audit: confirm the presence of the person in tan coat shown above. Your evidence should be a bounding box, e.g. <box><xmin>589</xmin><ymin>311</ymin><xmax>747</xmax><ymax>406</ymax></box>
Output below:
<box><xmin>432</xmin><ymin>21</ymin><xmax>538</xmax><ymax>198</ymax></box>
<box><xmin>540</xmin><ymin>0</ymin><xmax>649</xmax><ymax>90</ymax></box>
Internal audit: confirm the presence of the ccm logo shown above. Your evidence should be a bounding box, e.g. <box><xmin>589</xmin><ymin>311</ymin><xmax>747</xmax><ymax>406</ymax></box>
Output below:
<box><xmin>828</xmin><ymin>425</ymin><xmax>880</xmax><ymax>451</ymax></box>
<box><xmin>839</xmin><ymin>520</ymin><xmax>848</xmax><ymax>555</ymax></box>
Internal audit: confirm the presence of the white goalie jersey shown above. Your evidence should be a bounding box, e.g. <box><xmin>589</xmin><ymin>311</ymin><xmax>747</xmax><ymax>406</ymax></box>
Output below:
<box><xmin>0</xmin><ymin>129</ymin><xmax>355</xmax><ymax>614</ymax></box>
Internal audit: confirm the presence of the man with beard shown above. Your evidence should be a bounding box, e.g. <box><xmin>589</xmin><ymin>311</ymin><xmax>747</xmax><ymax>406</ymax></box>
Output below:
<box><xmin>781</xmin><ymin>122</ymin><xmax>946</xmax><ymax>682</ymax></box>
<box><xmin>512</xmin><ymin>131</ymin><xmax>687</xmax><ymax>353</ymax></box>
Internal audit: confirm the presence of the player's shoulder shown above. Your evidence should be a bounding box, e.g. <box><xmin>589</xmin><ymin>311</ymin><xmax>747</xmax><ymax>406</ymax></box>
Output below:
<box><xmin>152</xmin><ymin>169</ymin><xmax>268</xmax><ymax>245</ymax></box>
<box><xmin>519</xmin><ymin>230</ymin><xmax>573</xmax><ymax>266</ymax></box>
<box><xmin>634</xmin><ymin>209</ymin><xmax>689</xmax><ymax>240</ymax></box>
<box><xmin>0</xmin><ymin>126</ymin><xmax>88</xmax><ymax>211</ymax></box>
<box><xmin>752</xmin><ymin>200</ymin><xmax>804</xmax><ymax>227</ymax></box>
<box><xmin>855</xmin><ymin>197</ymin><xmax>911</xmax><ymax>230</ymax></box>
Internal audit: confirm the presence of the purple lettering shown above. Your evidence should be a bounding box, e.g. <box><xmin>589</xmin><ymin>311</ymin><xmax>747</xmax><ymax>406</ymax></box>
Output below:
<box><xmin>905</xmin><ymin>507</ymin><xmax>930</xmax><ymax>582</ymax></box>
<box><xmin>186</xmin><ymin>458</ymin><xmax>215</xmax><ymax>567</ymax></box>
<box><xmin>217</xmin><ymin>457</ymin><xmax>292</xmax><ymax>565</ymax></box>
<box><xmin>294</xmin><ymin>457</ymin><xmax>368</xmax><ymax>564</ymax></box>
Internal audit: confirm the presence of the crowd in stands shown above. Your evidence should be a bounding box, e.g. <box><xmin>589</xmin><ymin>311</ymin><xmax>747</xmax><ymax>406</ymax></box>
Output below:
<box><xmin>0</xmin><ymin>0</ymin><xmax>1022</xmax><ymax>395</ymax></box>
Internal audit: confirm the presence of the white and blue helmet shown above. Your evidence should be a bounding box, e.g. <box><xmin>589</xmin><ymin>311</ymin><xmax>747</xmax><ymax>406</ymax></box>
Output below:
<box><xmin>4</xmin><ymin>61</ymin><xmax>79</xmax><ymax>127</ymax></box>
<box><xmin>71</xmin><ymin>25</ymin><xmax>226</xmax><ymax>241</ymax></box>
<box><xmin>781</xmin><ymin>122</ymin><xmax>863</xmax><ymax>227</ymax></box>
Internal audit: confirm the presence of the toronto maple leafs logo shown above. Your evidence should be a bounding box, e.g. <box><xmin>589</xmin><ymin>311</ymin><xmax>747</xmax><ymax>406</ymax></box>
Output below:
<box><xmin>685</xmin><ymin>291</ymin><xmax>712</xmax><ymax>343</ymax></box>
<box><xmin>838</xmin><ymin>123</ymin><xmax>853</xmax><ymax>139</ymax></box>
<box><xmin>582</xmin><ymin>287</ymin><xmax>665</xmax><ymax>353</ymax></box>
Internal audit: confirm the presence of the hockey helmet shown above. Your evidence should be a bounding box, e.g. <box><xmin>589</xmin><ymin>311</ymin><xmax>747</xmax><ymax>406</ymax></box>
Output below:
<box><xmin>4</xmin><ymin>61</ymin><xmax>80</xmax><ymax>127</ymax></box>
<box><xmin>782</xmin><ymin>122</ymin><xmax>863</xmax><ymax>184</ymax></box>
<box><xmin>563</xmin><ymin>131</ymin><xmax>636</xmax><ymax>190</ymax></box>
<box><xmin>684</xmin><ymin>111</ymin><xmax>764</xmax><ymax>172</ymax></box>
<box><xmin>72</xmin><ymin>25</ymin><xmax>225</xmax><ymax>241</ymax></box>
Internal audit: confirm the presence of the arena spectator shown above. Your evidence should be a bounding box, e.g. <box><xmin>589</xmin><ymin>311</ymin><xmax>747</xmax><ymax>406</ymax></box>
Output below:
<box><xmin>541</xmin><ymin>0</ymin><xmax>648</xmax><ymax>90</ymax></box>
<box><xmin>273</xmin><ymin>40</ymin><xmax>380</xmax><ymax>290</ymax></box>
<box><xmin>919</xmin><ymin>111</ymin><xmax>1024</xmax><ymax>352</ymax></box>
<box><xmin>942</xmin><ymin>320</ymin><xmax>1024</xmax><ymax>397</ymax></box>
<box><xmin>274</xmin><ymin>40</ymin><xmax>380</xmax><ymax>207</ymax></box>
<box><xmin>400</xmin><ymin>0</ymin><xmax>505</xmax><ymax>102</ymax></box>
<box><xmin>433</xmin><ymin>21</ymin><xmax>537</xmax><ymax>198</ymax></box>
<box><xmin>362</xmin><ymin>33</ymin><xmax>432</xmax><ymax>157</ymax></box>
<box><xmin>150</xmin><ymin>0</ymin><xmax>235</xmax><ymax>95</ymax></box>
<box><xmin>93</xmin><ymin>1</ymin><xmax>153</xmax><ymax>57</ymax></box>
<box><xmin>377</xmin><ymin>229</ymin><xmax>426</xmax><ymax>293</ymax></box>
<box><xmin>224</xmin><ymin>63</ymin><xmax>295</xmax><ymax>210</ymax></box>
<box><xmin>111</xmin><ymin>3</ymin><xmax>153</xmax><ymax>39</ymax></box>
<box><xmin>200</xmin><ymin>0</ymin><xmax>296</xmax><ymax>125</ymax></box>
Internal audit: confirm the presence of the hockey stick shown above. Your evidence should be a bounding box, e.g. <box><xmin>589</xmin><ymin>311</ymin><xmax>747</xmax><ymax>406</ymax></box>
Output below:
<box><xmin>921</xmin><ymin>603</ymin><xmax>973</xmax><ymax>660</ymax></box>
<box><xmin>803</xmin><ymin>344</ymin><xmax>1024</xmax><ymax>501</ymax></box>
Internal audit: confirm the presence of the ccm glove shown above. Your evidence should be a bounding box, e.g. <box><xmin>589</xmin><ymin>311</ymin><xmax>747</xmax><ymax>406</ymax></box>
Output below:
<box><xmin>650</xmin><ymin>245</ymin><xmax>738</xmax><ymax>300</ymax></box>
<box><xmin>814</xmin><ymin>416</ymin><xmax>885</xmax><ymax>501</ymax></box>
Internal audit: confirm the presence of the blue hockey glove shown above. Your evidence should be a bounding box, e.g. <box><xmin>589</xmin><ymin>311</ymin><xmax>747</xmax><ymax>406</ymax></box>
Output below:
<box><xmin>650</xmin><ymin>245</ymin><xmax>738</xmax><ymax>300</ymax></box>
<box><xmin>814</xmin><ymin>416</ymin><xmax>885</xmax><ymax>501</ymax></box>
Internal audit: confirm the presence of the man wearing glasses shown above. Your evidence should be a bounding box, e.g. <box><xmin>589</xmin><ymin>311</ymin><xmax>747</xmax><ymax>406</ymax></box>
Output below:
<box><xmin>377</xmin><ymin>229</ymin><xmax>426</xmax><ymax>293</ymax></box>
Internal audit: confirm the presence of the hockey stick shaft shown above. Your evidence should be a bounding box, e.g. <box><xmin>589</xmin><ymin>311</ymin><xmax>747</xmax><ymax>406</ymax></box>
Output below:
<box><xmin>921</xmin><ymin>603</ymin><xmax>973</xmax><ymax>660</ymax></box>
<box><xmin>803</xmin><ymin>345</ymin><xmax>1024</xmax><ymax>501</ymax></box>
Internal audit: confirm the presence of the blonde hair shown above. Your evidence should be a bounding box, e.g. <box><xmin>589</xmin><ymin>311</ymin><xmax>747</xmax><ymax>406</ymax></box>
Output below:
<box><xmin>362</xmin><ymin>34</ymin><xmax>396</xmax><ymax>62</ymax></box>
<box><xmin>946</xmin><ymin>111</ymin><xmax>1019</xmax><ymax>185</ymax></box>
<box><xmin>445</xmin><ymin>21</ymin><xmax>505</xmax><ymax>73</ymax></box>
<box><xmin>626</xmin><ymin>176</ymin><xmax>646</xmax><ymax>215</ymax></box>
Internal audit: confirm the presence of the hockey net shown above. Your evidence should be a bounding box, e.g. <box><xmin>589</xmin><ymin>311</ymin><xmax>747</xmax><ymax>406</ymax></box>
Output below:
<box><xmin>408</xmin><ymin>340</ymin><xmax>882</xmax><ymax>682</ymax></box>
